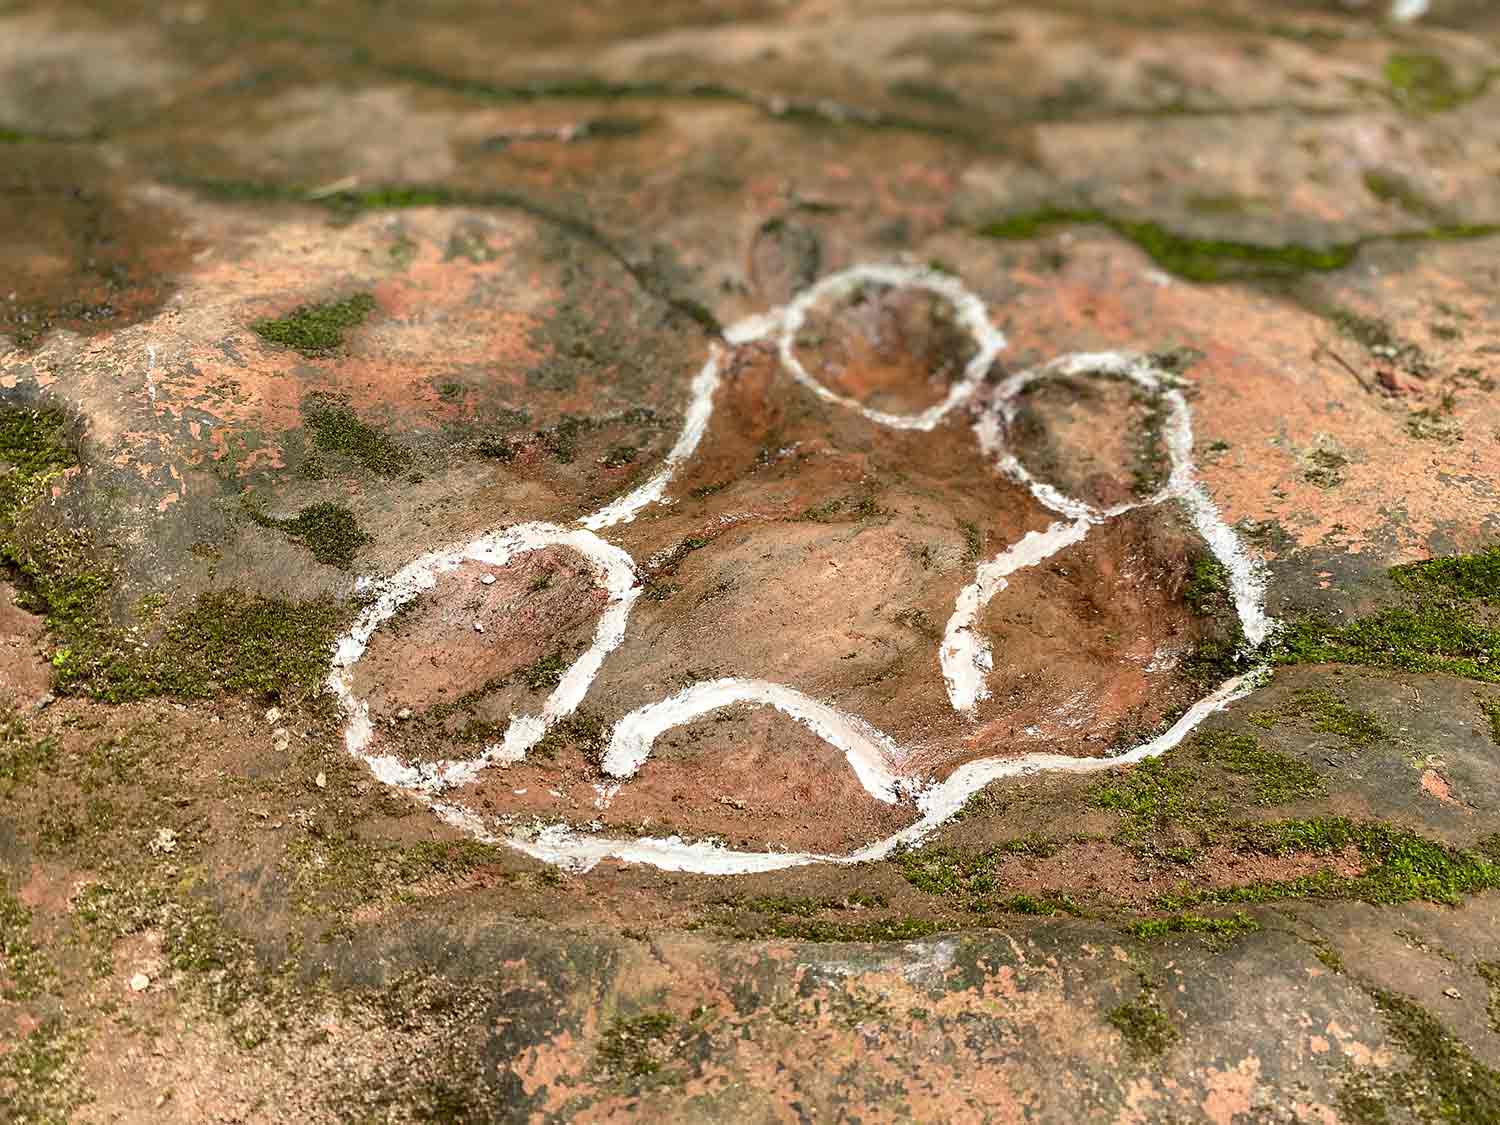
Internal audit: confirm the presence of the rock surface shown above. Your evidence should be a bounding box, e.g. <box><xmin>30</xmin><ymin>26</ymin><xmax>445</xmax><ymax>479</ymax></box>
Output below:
<box><xmin>2</xmin><ymin>1</ymin><xmax>1500</xmax><ymax>1121</ymax></box>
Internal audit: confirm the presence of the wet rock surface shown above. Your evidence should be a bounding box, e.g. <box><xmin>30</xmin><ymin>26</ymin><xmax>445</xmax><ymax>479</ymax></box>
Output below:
<box><xmin>3</xmin><ymin>1</ymin><xmax>1500</xmax><ymax>1121</ymax></box>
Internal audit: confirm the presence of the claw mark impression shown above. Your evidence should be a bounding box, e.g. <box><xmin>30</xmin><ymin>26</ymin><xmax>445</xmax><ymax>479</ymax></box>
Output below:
<box><xmin>330</xmin><ymin>263</ymin><xmax>1272</xmax><ymax>874</ymax></box>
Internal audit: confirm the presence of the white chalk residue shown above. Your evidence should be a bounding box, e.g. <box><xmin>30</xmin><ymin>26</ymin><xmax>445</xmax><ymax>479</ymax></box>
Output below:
<box><xmin>581</xmin><ymin>351</ymin><xmax>723</xmax><ymax>531</ymax></box>
<box><xmin>329</xmin><ymin>264</ymin><xmax>1277</xmax><ymax>876</ymax></box>
<box><xmin>144</xmin><ymin>344</ymin><xmax>158</xmax><ymax>405</ymax></box>
<box><xmin>489</xmin><ymin>671</ymin><xmax>1261</xmax><ymax>874</ymax></box>
<box><xmin>940</xmin><ymin>519</ymin><xmax>1091</xmax><ymax>712</ymax></box>
<box><xmin>601</xmin><ymin>677</ymin><xmax>908</xmax><ymax>803</ymax></box>
<box><xmin>778</xmin><ymin>263</ymin><xmax>1007</xmax><ymax>431</ymax></box>
<box><xmin>580</xmin><ymin>310</ymin><xmax>786</xmax><ymax>531</ymax></box>
<box><xmin>326</xmin><ymin>522</ymin><xmax>638</xmax><ymax>791</ymax></box>
<box><xmin>1180</xmin><ymin>482</ymin><xmax>1272</xmax><ymax>646</ymax></box>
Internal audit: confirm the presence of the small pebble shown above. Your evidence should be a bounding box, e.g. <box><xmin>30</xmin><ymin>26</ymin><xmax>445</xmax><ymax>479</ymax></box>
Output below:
<box><xmin>129</xmin><ymin>973</ymin><xmax>150</xmax><ymax>993</ymax></box>
<box><xmin>315</xmin><ymin>771</ymin><xmax>327</xmax><ymax>789</ymax></box>
<box><xmin>396</xmin><ymin>707</ymin><xmax>412</xmax><ymax>720</ymax></box>
<box><xmin>1444</xmin><ymin>987</ymin><xmax>1463</xmax><ymax>1000</ymax></box>
<box><xmin>265</xmin><ymin>706</ymin><xmax>282</xmax><ymax>724</ymax></box>
<box><xmin>481</xmin><ymin>574</ymin><xmax>496</xmax><ymax>586</ymax></box>
<box><xmin>474</xmin><ymin>622</ymin><xmax>485</xmax><ymax>633</ymax></box>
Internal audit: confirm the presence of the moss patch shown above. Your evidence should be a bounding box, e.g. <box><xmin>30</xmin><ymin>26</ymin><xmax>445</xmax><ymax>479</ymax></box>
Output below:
<box><xmin>1384</xmin><ymin>52</ymin><xmax>1468</xmax><ymax>113</ymax></box>
<box><xmin>1126</xmin><ymin>911</ymin><xmax>1261</xmax><ymax>947</ymax></box>
<box><xmin>300</xmin><ymin>393</ymin><xmax>411</xmax><ymax>478</ymax></box>
<box><xmin>1085</xmin><ymin>729</ymin><xmax>1324</xmax><ymax>846</ymax></box>
<box><xmin>1156</xmin><ymin>819</ymin><xmax>1500</xmax><ymax>911</ymax></box>
<box><xmin>1271</xmin><ymin>546</ymin><xmax>1500</xmax><ymax>682</ymax></box>
<box><xmin>0</xmin><ymin>708</ymin><xmax>58</xmax><ymax>799</ymax></box>
<box><xmin>0</xmin><ymin>872</ymin><xmax>55</xmax><ymax>1002</ymax></box>
<box><xmin>247</xmin><ymin>499</ymin><xmax>373</xmax><ymax>569</ymax></box>
<box><xmin>980</xmin><ymin>206</ymin><xmax>1500</xmax><ymax>285</ymax></box>
<box><xmin>1107</xmin><ymin>974</ymin><xmax>1179</xmax><ymax>1061</ymax></box>
<box><xmin>1363</xmin><ymin>169</ymin><xmax>1444</xmax><ymax>222</ymax></box>
<box><xmin>1479</xmin><ymin>697</ymin><xmax>1500</xmax><ymax>746</ymax></box>
<box><xmin>0</xmin><ymin>406</ymin><xmax>77</xmax><ymax>522</ymax></box>
<box><xmin>596</xmin><ymin>1011</ymin><xmax>680</xmax><ymax>1082</ymax></box>
<box><xmin>52</xmin><ymin>592</ymin><xmax>345</xmax><ymax>704</ymax></box>
<box><xmin>1183</xmin><ymin>552</ymin><xmax>1232</xmax><ymax>617</ymax></box>
<box><xmin>979</xmin><ymin>207</ymin><xmax>1356</xmax><ymax>283</ymax></box>
<box><xmin>0</xmin><ymin>1018</ymin><xmax>90</xmax><ymax>1123</ymax></box>
<box><xmin>283</xmin><ymin>834</ymin><xmax>509</xmax><ymax>920</ymax></box>
<box><xmin>252</xmin><ymin>293</ymin><xmax>375</xmax><ymax>357</ymax></box>
<box><xmin>1339</xmin><ymin>986</ymin><xmax>1500</xmax><ymax>1123</ymax></box>
<box><xmin>1272</xmin><ymin>607</ymin><xmax>1500</xmax><ymax>683</ymax></box>
<box><xmin>1390</xmin><ymin>548</ymin><xmax>1500</xmax><ymax>602</ymax></box>
<box><xmin>3</xmin><ymin>404</ymin><xmax>342</xmax><ymax>706</ymax></box>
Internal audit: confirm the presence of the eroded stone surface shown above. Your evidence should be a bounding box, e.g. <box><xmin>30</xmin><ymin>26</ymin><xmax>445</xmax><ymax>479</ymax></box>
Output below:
<box><xmin>3</xmin><ymin>0</ymin><xmax>1500</xmax><ymax>1120</ymax></box>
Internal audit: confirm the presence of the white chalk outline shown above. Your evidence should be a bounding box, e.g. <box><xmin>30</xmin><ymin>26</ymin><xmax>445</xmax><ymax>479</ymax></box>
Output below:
<box><xmin>328</xmin><ymin>263</ymin><xmax>1272</xmax><ymax>875</ymax></box>
<box><xmin>941</xmin><ymin>350</ymin><xmax>1271</xmax><ymax>713</ymax></box>
<box><xmin>326</xmin><ymin>522</ymin><xmax>638</xmax><ymax>790</ymax></box>
<box><xmin>599</xmin><ymin>677</ymin><xmax>911</xmax><ymax>804</ymax></box>
<box><xmin>778</xmin><ymin>264</ymin><xmax>1006</xmax><ymax>431</ymax></box>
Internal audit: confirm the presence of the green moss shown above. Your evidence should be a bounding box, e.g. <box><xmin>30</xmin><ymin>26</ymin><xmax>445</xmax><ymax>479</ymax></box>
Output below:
<box><xmin>531</xmin><ymin>707</ymin><xmax>609</xmax><ymax>763</ymax></box>
<box><xmin>270</xmin><ymin>502</ymin><xmax>372</xmax><ymax>568</ymax></box>
<box><xmin>1313</xmin><ymin>941</ymin><xmax>1345</xmax><ymax>974</ymax></box>
<box><xmin>1085</xmin><ymin>729</ymin><xmax>1323</xmax><ymax>846</ymax></box>
<box><xmin>995</xmin><ymin>893</ymin><xmax>1082</xmax><ymax>917</ymax></box>
<box><xmin>887</xmin><ymin>78</ymin><xmax>962</xmax><ymax>105</ymax></box>
<box><xmin>1271</xmin><ymin>607</ymin><xmax>1500</xmax><ymax>683</ymax></box>
<box><xmin>0</xmin><ymin>873</ymin><xmax>54</xmax><ymax>1002</ymax></box>
<box><xmin>596</xmin><ymin>1011</ymin><xmax>679</xmax><ymax>1081</ymax></box>
<box><xmin>959</xmin><ymin>520</ymin><xmax>984</xmax><ymax>562</ymax></box>
<box><xmin>0</xmin><ymin>406</ymin><xmax>77</xmax><ymax>524</ymax></box>
<box><xmin>1288</xmin><ymin>688</ymin><xmax>1390</xmax><ymax>747</ymax></box>
<box><xmin>521</xmin><ymin>651</ymin><xmax>567</xmax><ymax>692</ymax></box>
<box><xmin>301</xmin><ymin>392</ymin><xmax>411</xmax><ymax>478</ymax></box>
<box><xmin>982</xmin><ymin>205</ymin><xmax>1500</xmax><ymax>286</ymax></box>
<box><xmin>1304</xmin><ymin>447</ymin><xmax>1348</xmax><ymax>489</ymax></box>
<box><xmin>1107</xmin><ymin>978</ymin><xmax>1179</xmax><ymax>1061</ymax></box>
<box><xmin>1384</xmin><ymin>52</ymin><xmax>1466</xmax><ymax>113</ymax></box>
<box><xmin>1477</xmin><ymin>961</ymin><xmax>1500</xmax><ymax>1033</ymax></box>
<box><xmin>799</xmin><ymin>492</ymin><xmax>886</xmax><ymax>523</ymax></box>
<box><xmin>252</xmin><ymin>293</ymin><xmax>375</xmax><ymax>356</ymax></box>
<box><xmin>1184</xmin><ymin>553</ymin><xmax>1231</xmax><ymax>616</ymax></box>
<box><xmin>979</xmin><ymin>207</ymin><xmax>1356</xmax><ymax>283</ymax></box>
<box><xmin>1182</xmin><ymin>634</ymin><xmax>1253</xmax><ymax>689</ymax></box>
<box><xmin>283</xmin><ymin>834</ymin><xmax>509</xmax><ymax>918</ymax></box>
<box><xmin>1363</xmin><ymin>170</ymin><xmax>1444</xmax><ymax>221</ymax></box>
<box><xmin>1338</xmin><ymin>987</ymin><xmax>1500</xmax><ymax>1124</ymax></box>
<box><xmin>1391</xmin><ymin>547</ymin><xmax>1500</xmax><ymax>601</ymax></box>
<box><xmin>1126</xmin><ymin>911</ymin><xmax>1260</xmax><ymax>949</ymax></box>
<box><xmin>1131</xmin><ymin>390</ymin><xmax>1171</xmax><ymax>497</ymax></box>
<box><xmin>904</xmin><ymin>730</ymin><xmax>1325</xmax><ymax>901</ymax></box>
<box><xmin>0</xmin><ymin>1018</ymin><xmax>89</xmax><ymax>1123</ymax></box>
<box><xmin>476</xmin><ymin>435</ymin><xmax>519</xmax><ymax>462</ymax></box>
<box><xmin>1479</xmin><ymin>697</ymin><xmax>1500</xmax><ymax>745</ymax></box>
<box><xmin>742</xmin><ymin>916</ymin><xmax>942</xmax><ymax>942</ymax></box>
<box><xmin>3</xmin><ymin>407</ymin><xmax>342</xmax><ymax>705</ymax></box>
<box><xmin>0</xmin><ymin>708</ymin><xmax>57</xmax><ymax>798</ymax></box>
<box><xmin>1156</xmin><ymin>819</ymin><xmax>1500</xmax><ymax>911</ymax></box>
<box><xmin>1271</xmin><ymin>545</ymin><xmax>1500</xmax><ymax>681</ymax></box>
<box><xmin>53</xmin><ymin>591</ymin><xmax>344</xmax><ymax>704</ymax></box>
<box><xmin>600</xmin><ymin>444</ymin><xmax>638</xmax><ymax>467</ymax></box>
<box><xmin>8</xmin><ymin>485</ymin><xmax>342</xmax><ymax>703</ymax></box>
<box><xmin>895</xmin><ymin>837</ymin><xmax>1076</xmax><ymax>914</ymax></box>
